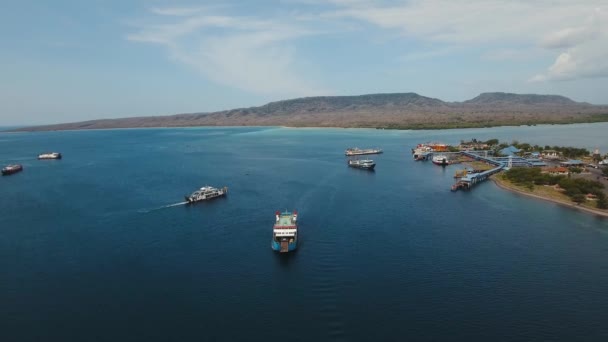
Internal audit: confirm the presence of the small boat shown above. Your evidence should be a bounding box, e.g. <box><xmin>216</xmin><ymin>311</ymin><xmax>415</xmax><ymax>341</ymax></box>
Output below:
<box><xmin>348</xmin><ymin>159</ymin><xmax>376</xmax><ymax>170</ymax></box>
<box><xmin>185</xmin><ymin>185</ymin><xmax>228</xmax><ymax>203</ymax></box>
<box><xmin>345</xmin><ymin>147</ymin><xmax>383</xmax><ymax>156</ymax></box>
<box><xmin>2</xmin><ymin>164</ymin><xmax>23</xmax><ymax>176</ymax></box>
<box><xmin>272</xmin><ymin>210</ymin><xmax>298</xmax><ymax>253</ymax></box>
<box><xmin>432</xmin><ymin>154</ymin><xmax>449</xmax><ymax>166</ymax></box>
<box><xmin>38</xmin><ymin>152</ymin><xmax>62</xmax><ymax>160</ymax></box>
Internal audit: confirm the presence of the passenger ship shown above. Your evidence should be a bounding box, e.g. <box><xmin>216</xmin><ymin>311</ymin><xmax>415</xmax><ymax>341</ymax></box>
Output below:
<box><xmin>272</xmin><ymin>210</ymin><xmax>298</xmax><ymax>253</ymax></box>
<box><xmin>185</xmin><ymin>186</ymin><xmax>228</xmax><ymax>203</ymax></box>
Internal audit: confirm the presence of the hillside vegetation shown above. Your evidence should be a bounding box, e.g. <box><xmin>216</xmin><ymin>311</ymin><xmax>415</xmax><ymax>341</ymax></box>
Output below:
<box><xmin>14</xmin><ymin>92</ymin><xmax>608</xmax><ymax>132</ymax></box>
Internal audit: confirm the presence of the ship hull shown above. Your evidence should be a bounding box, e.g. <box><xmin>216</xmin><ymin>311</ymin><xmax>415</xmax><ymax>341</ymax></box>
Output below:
<box><xmin>432</xmin><ymin>160</ymin><xmax>449</xmax><ymax>166</ymax></box>
<box><xmin>345</xmin><ymin>151</ymin><xmax>383</xmax><ymax>156</ymax></box>
<box><xmin>1</xmin><ymin>167</ymin><xmax>23</xmax><ymax>176</ymax></box>
<box><xmin>184</xmin><ymin>193</ymin><xmax>226</xmax><ymax>204</ymax></box>
<box><xmin>348</xmin><ymin>164</ymin><xmax>375</xmax><ymax>170</ymax></box>
<box><xmin>271</xmin><ymin>240</ymin><xmax>297</xmax><ymax>253</ymax></box>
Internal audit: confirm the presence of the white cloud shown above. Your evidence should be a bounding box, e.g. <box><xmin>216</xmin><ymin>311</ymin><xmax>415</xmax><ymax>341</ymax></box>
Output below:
<box><xmin>129</xmin><ymin>1</ymin><xmax>608</xmax><ymax>93</ymax></box>
<box><xmin>323</xmin><ymin>0</ymin><xmax>608</xmax><ymax>82</ymax></box>
<box><xmin>127</xmin><ymin>7</ymin><xmax>329</xmax><ymax>97</ymax></box>
<box><xmin>150</xmin><ymin>7</ymin><xmax>208</xmax><ymax>16</ymax></box>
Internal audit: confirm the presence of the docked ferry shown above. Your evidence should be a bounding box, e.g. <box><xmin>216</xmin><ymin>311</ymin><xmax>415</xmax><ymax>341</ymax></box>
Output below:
<box><xmin>432</xmin><ymin>154</ymin><xmax>450</xmax><ymax>166</ymax></box>
<box><xmin>272</xmin><ymin>210</ymin><xmax>298</xmax><ymax>253</ymax></box>
<box><xmin>412</xmin><ymin>142</ymin><xmax>451</xmax><ymax>160</ymax></box>
<box><xmin>38</xmin><ymin>152</ymin><xmax>62</xmax><ymax>160</ymax></box>
<box><xmin>348</xmin><ymin>159</ymin><xmax>376</xmax><ymax>170</ymax></box>
<box><xmin>185</xmin><ymin>185</ymin><xmax>228</xmax><ymax>203</ymax></box>
<box><xmin>2</xmin><ymin>164</ymin><xmax>23</xmax><ymax>176</ymax></box>
<box><xmin>345</xmin><ymin>147</ymin><xmax>383</xmax><ymax>156</ymax></box>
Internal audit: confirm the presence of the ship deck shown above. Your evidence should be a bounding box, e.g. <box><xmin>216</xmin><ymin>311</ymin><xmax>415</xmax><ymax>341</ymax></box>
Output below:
<box><xmin>275</xmin><ymin>215</ymin><xmax>296</xmax><ymax>228</ymax></box>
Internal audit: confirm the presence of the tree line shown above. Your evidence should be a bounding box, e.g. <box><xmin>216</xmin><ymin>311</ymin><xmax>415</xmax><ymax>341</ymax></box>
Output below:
<box><xmin>503</xmin><ymin>168</ymin><xmax>607</xmax><ymax>209</ymax></box>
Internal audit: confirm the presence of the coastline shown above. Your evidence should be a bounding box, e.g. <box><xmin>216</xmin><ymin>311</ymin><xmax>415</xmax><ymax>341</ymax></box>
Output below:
<box><xmin>492</xmin><ymin>176</ymin><xmax>608</xmax><ymax>218</ymax></box>
<box><xmin>9</xmin><ymin>117</ymin><xmax>608</xmax><ymax>133</ymax></box>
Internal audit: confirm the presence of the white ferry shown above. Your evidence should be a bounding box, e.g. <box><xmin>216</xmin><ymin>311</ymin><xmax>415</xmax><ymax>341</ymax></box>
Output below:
<box><xmin>38</xmin><ymin>152</ymin><xmax>62</xmax><ymax>160</ymax></box>
<box><xmin>185</xmin><ymin>186</ymin><xmax>228</xmax><ymax>203</ymax></box>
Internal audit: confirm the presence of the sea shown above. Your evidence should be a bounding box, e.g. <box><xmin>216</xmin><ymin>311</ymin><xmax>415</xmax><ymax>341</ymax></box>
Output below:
<box><xmin>1</xmin><ymin>123</ymin><xmax>608</xmax><ymax>341</ymax></box>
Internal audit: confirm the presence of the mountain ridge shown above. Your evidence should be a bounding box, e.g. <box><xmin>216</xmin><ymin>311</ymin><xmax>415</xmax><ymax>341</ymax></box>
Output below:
<box><xmin>12</xmin><ymin>92</ymin><xmax>608</xmax><ymax>132</ymax></box>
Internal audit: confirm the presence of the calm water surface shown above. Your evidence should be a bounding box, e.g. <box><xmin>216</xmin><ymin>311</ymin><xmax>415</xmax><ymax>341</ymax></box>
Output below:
<box><xmin>1</xmin><ymin>124</ymin><xmax>608</xmax><ymax>341</ymax></box>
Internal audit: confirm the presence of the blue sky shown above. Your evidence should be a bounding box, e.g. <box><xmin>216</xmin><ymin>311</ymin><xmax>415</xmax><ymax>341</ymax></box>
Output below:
<box><xmin>1</xmin><ymin>0</ymin><xmax>607</xmax><ymax>125</ymax></box>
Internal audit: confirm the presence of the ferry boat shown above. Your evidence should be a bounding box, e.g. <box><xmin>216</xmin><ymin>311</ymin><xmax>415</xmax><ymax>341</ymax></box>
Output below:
<box><xmin>38</xmin><ymin>152</ymin><xmax>62</xmax><ymax>160</ymax></box>
<box><xmin>348</xmin><ymin>159</ymin><xmax>376</xmax><ymax>170</ymax></box>
<box><xmin>2</xmin><ymin>164</ymin><xmax>23</xmax><ymax>176</ymax></box>
<box><xmin>432</xmin><ymin>154</ymin><xmax>449</xmax><ymax>166</ymax></box>
<box><xmin>185</xmin><ymin>185</ymin><xmax>228</xmax><ymax>203</ymax></box>
<box><xmin>272</xmin><ymin>210</ymin><xmax>298</xmax><ymax>253</ymax></box>
<box><xmin>345</xmin><ymin>147</ymin><xmax>383</xmax><ymax>156</ymax></box>
<box><xmin>412</xmin><ymin>143</ymin><xmax>451</xmax><ymax>159</ymax></box>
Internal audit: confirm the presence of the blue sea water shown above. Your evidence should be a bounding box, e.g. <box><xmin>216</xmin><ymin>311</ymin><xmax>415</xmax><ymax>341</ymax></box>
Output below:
<box><xmin>1</xmin><ymin>124</ymin><xmax>608</xmax><ymax>341</ymax></box>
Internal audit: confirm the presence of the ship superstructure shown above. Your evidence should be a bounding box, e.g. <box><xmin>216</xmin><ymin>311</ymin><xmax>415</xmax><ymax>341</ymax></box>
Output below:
<box><xmin>38</xmin><ymin>152</ymin><xmax>62</xmax><ymax>160</ymax></box>
<box><xmin>2</xmin><ymin>164</ymin><xmax>23</xmax><ymax>176</ymax></box>
<box><xmin>185</xmin><ymin>186</ymin><xmax>228</xmax><ymax>203</ymax></box>
<box><xmin>348</xmin><ymin>159</ymin><xmax>376</xmax><ymax>170</ymax></box>
<box><xmin>345</xmin><ymin>148</ymin><xmax>383</xmax><ymax>156</ymax></box>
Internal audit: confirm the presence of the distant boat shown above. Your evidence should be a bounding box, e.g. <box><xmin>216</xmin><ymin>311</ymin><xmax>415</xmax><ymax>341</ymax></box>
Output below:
<box><xmin>272</xmin><ymin>210</ymin><xmax>298</xmax><ymax>253</ymax></box>
<box><xmin>345</xmin><ymin>147</ymin><xmax>383</xmax><ymax>156</ymax></box>
<box><xmin>38</xmin><ymin>152</ymin><xmax>62</xmax><ymax>160</ymax></box>
<box><xmin>348</xmin><ymin>159</ymin><xmax>376</xmax><ymax>170</ymax></box>
<box><xmin>432</xmin><ymin>155</ymin><xmax>449</xmax><ymax>166</ymax></box>
<box><xmin>2</xmin><ymin>164</ymin><xmax>23</xmax><ymax>176</ymax></box>
<box><xmin>185</xmin><ymin>186</ymin><xmax>228</xmax><ymax>203</ymax></box>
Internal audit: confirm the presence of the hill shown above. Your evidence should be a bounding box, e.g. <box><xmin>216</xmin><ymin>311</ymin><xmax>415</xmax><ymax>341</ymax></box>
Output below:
<box><xmin>13</xmin><ymin>92</ymin><xmax>608</xmax><ymax>131</ymax></box>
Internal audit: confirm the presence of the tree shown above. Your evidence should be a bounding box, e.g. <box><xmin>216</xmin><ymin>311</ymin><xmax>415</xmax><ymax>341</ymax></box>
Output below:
<box><xmin>597</xmin><ymin>195</ymin><xmax>608</xmax><ymax>209</ymax></box>
<box><xmin>572</xmin><ymin>193</ymin><xmax>587</xmax><ymax>204</ymax></box>
<box><xmin>485</xmin><ymin>138</ymin><xmax>499</xmax><ymax>146</ymax></box>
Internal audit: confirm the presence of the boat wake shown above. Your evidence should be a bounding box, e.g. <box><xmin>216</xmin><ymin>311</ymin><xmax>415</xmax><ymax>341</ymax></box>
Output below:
<box><xmin>138</xmin><ymin>201</ymin><xmax>188</xmax><ymax>213</ymax></box>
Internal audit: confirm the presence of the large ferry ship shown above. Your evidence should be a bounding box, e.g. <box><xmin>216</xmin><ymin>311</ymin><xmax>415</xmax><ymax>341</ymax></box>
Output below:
<box><xmin>38</xmin><ymin>152</ymin><xmax>62</xmax><ymax>160</ymax></box>
<box><xmin>272</xmin><ymin>210</ymin><xmax>298</xmax><ymax>253</ymax></box>
<box><xmin>185</xmin><ymin>185</ymin><xmax>228</xmax><ymax>203</ymax></box>
<box><xmin>348</xmin><ymin>159</ymin><xmax>376</xmax><ymax>170</ymax></box>
<box><xmin>345</xmin><ymin>147</ymin><xmax>383</xmax><ymax>156</ymax></box>
<box><xmin>412</xmin><ymin>142</ymin><xmax>451</xmax><ymax>160</ymax></box>
<box><xmin>2</xmin><ymin>164</ymin><xmax>23</xmax><ymax>176</ymax></box>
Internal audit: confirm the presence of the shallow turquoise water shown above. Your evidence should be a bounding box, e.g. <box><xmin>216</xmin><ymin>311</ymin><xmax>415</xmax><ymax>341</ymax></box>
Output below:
<box><xmin>1</xmin><ymin>124</ymin><xmax>608</xmax><ymax>341</ymax></box>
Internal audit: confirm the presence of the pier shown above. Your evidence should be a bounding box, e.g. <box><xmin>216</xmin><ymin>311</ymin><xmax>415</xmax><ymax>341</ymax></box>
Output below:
<box><xmin>451</xmin><ymin>164</ymin><xmax>504</xmax><ymax>191</ymax></box>
<box><xmin>414</xmin><ymin>149</ymin><xmax>550</xmax><ymax>192</ymax></box>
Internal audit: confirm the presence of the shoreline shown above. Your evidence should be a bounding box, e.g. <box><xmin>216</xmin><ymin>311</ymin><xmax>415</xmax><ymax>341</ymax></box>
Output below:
<box><xmin>8</xmin><ymin>120</ymin><xmax>608</xmax><ymax>133</ymax></box>
<box><xmin>492</xmin><ymin>177</ymin><xmax>608</xmax><ymax>218</ymax></box>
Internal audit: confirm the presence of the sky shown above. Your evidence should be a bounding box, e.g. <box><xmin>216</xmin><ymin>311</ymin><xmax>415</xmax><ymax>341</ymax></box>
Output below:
<box><xmin>1</xmin><ymin>0</ymin><xmax>607</xmax><ymax>125</ymax></box>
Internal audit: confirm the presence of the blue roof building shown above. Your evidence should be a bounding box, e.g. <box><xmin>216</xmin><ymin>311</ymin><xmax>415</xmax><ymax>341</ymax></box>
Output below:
<box><xmin>560</xmin><ymin>160</ymin><xmax>585</xmax><ymax>166</ymax></box>
<box><xmin>499</xmin><ymin>146</ymin><xmax>521</xmax><ymax>156</ymax></box>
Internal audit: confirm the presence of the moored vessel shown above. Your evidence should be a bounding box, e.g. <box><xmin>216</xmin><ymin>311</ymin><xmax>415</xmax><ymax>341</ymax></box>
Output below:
<box><xmin>412</xmin><ymin>142</ymin><xmax>451</xmax><ymax>159</ymax></box>
<box><xmin>432</xmin><ymin>155</ymin><xmax>450</xmax><ymax>166</ymax></box>
<box><xmin>2</xmin><ymin>164</ymin><xmax>23</xmax><ymax>176</ymax></box>
<box><xmin>345</xmin><ymin>147</ymin><xmax>383</xmax><ymax>156</ymax></box>
<box><xmin>38</xmin><ymin>152</ymin><xmax>62</xmax><ymax>160</ymax></box>
<box><xmin>348</xmin><ymin>159</ymin><xmax>376</xmax><ymax>170</ymax></box>
<box><xmin>272</xmin><ymin>210</ymin><xmax>298</xmax><ymax>253</ymax></box>
<box><xmin>185</xmin><ymin>185</ymin><xmax>228</xmax><ymax>203</ymax></box>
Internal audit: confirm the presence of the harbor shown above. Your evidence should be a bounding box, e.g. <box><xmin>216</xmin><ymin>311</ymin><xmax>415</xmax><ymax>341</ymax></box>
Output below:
<box><xmin>412</xmin><ymin>140</ymin><xmax>608</xmax><ymax>213</ymax></box>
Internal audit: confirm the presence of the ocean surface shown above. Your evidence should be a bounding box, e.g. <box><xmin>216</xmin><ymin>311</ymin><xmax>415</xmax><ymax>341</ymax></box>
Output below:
<box><xmin>1</xmin><ymin>124</ymin><xmax>608</xmax><ymax>341</ymax></box>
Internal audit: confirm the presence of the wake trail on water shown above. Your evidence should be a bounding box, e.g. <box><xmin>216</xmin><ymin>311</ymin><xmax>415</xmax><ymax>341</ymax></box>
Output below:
<box><xmin>138</xmin><ymin>201</ymin><xmax>188</xmax><ymax>213</ymax></box>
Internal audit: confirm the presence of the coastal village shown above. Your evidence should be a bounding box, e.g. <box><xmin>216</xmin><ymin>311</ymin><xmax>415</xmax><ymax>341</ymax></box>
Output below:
<box><xmin>412</xmin><ymin>139</ymin><xmax>608</xmax><ymax>215</ymax></box>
